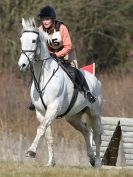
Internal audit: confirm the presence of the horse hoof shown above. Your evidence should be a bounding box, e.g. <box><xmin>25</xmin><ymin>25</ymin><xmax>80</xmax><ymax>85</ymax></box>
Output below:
<box><xmin>95</xmin><ymin>162</ymin><xmax>102</xmax><ymax>168</ymax></box>
<box><xmin>25</xmin><ymin>150</ymin><xmax>36</xmax><ymax>158</ymax></box>
<box><xmin>46</xmin><ymin>161</ymin><xmax>56</xmax><ymax>167</ymax></box>
<box><xmin>90</xmin><ymin>160</ymin><xmax>95</xmax><ymax>167</ymax></box>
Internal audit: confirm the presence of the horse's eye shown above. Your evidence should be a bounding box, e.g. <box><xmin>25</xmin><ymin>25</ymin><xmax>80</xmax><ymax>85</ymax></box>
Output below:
<box><xmin>32</xmin><ymin>40</ymin><xmax>36</xmax><ymax>43</ymax></box>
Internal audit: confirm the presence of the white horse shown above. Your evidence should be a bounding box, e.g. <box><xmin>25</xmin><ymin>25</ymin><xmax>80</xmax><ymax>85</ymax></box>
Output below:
<box><xmin>18</xmin><ymin>18</ymin><xmax>103</xmax><ymax>168</ymax></box>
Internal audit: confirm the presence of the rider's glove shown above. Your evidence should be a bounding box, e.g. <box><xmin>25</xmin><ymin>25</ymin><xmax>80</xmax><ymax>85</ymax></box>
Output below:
<box><xmin>50</xmin><ymin>52</ymin><xmax>57</xmax><ymax>59</ymax></box>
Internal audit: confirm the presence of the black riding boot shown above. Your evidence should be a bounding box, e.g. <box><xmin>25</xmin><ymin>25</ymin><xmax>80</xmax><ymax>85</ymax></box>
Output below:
<box><xmin>75</xmin><ymin>69</ymin><xmax>96</xmax><ymax>104</ymax></box>
<box><xmin>28</xmin><ymin>102</ymin><xmax>35</xmax><ymax>111</ymax></box>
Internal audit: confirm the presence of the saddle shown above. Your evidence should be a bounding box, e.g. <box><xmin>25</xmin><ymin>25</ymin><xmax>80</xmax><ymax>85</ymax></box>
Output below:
<box><xmin>57</xmin><ymin>59</ymin><xmax>85</xmax><ymax>92</ymax></box>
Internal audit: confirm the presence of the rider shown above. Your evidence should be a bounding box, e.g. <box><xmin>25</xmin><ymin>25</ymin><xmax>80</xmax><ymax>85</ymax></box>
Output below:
<box><xmin>29</xmin><ymin>5</ymin><xmax>96</xmax><ymax>110</ymax></box>
<box><xmin>38</xmin><ymin>5</ymin><xmax>78</xmax><ymax>68</ymax></box>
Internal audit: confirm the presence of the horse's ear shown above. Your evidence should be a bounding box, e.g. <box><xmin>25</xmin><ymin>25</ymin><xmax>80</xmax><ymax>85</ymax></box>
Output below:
<box><xmin>22</xmin><ymin>18</ymin><xmax>26</xmax><ymax>28</ymax></box>
<box><xmin>31</xmin><ymin>18</ymin><xmax>36</xmax><ymax>28</ymax></box>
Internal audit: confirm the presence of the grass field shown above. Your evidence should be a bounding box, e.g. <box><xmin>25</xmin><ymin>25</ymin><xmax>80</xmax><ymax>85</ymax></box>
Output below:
<box><xmin>0</xmin><ymin>162</ymin><xmax>133</xmax><ymax>177</ymax></box>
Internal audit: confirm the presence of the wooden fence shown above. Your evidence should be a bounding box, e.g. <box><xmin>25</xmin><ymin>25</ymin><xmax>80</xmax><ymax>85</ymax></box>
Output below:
<box><xmin>92</xmin><ymin>117</ymin><xmax>133</xmax><ymax>166</ymax></box>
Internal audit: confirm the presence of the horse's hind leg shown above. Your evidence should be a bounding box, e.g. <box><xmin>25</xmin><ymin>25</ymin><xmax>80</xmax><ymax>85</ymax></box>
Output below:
<box><xmin>66</xmin><ymin>112</ymin><xmax>95</xmax><ymax>167</ymax></box>
<box><xmin>86</xmin><ymin>109</ymin><xmax>102</xmax><ymax>168</ymax></box>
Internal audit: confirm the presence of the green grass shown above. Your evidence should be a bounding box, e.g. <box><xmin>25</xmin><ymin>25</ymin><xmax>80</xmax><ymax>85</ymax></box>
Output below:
<box><xmin>0</xmin><ymin>162</ymin><xmax>133</xmax><ymax>177</ymax></box>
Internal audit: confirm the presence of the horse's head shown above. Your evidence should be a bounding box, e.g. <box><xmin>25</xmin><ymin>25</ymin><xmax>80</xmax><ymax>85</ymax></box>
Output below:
<box><xmin>18</xmin><ymin>18</ymin><xmax>40</xmax><ymax>71</ymax></box>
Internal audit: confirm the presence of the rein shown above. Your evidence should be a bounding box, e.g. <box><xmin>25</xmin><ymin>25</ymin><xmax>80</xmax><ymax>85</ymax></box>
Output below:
<box><xmin>28</xmin><ymin>53</ymin><xmax>59</xmax><ymax>111</ymax></box>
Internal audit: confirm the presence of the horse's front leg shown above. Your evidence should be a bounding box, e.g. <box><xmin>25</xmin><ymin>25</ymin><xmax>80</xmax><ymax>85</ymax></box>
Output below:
<box><xmin>25</xmin><ymin>105</ymin><xmax>57</xmax><ymax>166</ymax></box>
<box><xmin>45</xmin><ymin>125</ymin><xmax>55</xmax><ymax>166</ymax></box>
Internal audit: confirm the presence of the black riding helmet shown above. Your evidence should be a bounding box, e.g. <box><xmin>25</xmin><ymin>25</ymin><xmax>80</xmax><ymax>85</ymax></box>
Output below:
<box><xmin>38</xmin><ymin>5</ymin><xmax>56</xmax><ymax>19</ymax></box>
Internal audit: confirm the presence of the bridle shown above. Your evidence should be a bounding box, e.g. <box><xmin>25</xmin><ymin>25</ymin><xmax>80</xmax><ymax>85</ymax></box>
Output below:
<box><xmin>20</xmin><ymin>30</ymin><xmax>59</xmax><ymax>110</ymax></box>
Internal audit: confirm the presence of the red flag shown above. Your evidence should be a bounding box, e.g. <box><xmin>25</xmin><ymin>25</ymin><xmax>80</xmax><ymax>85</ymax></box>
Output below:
<box><xmin>81</xmin><ymin>63</ymin><xmax>95</xmax><ymax>75</ymax></box>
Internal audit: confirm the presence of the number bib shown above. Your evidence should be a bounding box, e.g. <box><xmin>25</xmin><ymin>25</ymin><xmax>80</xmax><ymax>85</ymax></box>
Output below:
<box><xmin>43</xmin><ymin>30</ymin><xmax>63</xmax><ymax>50</ymax></box>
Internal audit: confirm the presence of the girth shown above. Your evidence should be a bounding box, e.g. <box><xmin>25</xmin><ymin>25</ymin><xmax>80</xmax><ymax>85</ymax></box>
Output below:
<box><xmin>57</xmin><ymin>60</ymin><xmax>80</xmax><ymax>118</ymax></box>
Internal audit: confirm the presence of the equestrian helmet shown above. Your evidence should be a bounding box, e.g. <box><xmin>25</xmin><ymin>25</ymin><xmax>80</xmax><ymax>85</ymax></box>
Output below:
<box><xmin>38</xmin><ymin>5</ymin><xmax>56</xmax><ymax>19</ymax></box>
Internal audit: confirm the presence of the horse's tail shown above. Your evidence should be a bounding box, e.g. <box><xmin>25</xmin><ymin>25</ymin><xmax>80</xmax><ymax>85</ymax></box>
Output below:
<box><xmin>95</xmin><ymin>79</ymin><xmax>102</xmax><ymax>106</ymax></box>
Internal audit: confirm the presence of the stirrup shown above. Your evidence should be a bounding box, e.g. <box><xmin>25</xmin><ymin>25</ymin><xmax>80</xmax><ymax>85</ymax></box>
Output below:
<box><xmin>86</xmin><ymin>92</ymin><xmax>96</xmax><ymax>104</ymax></box>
